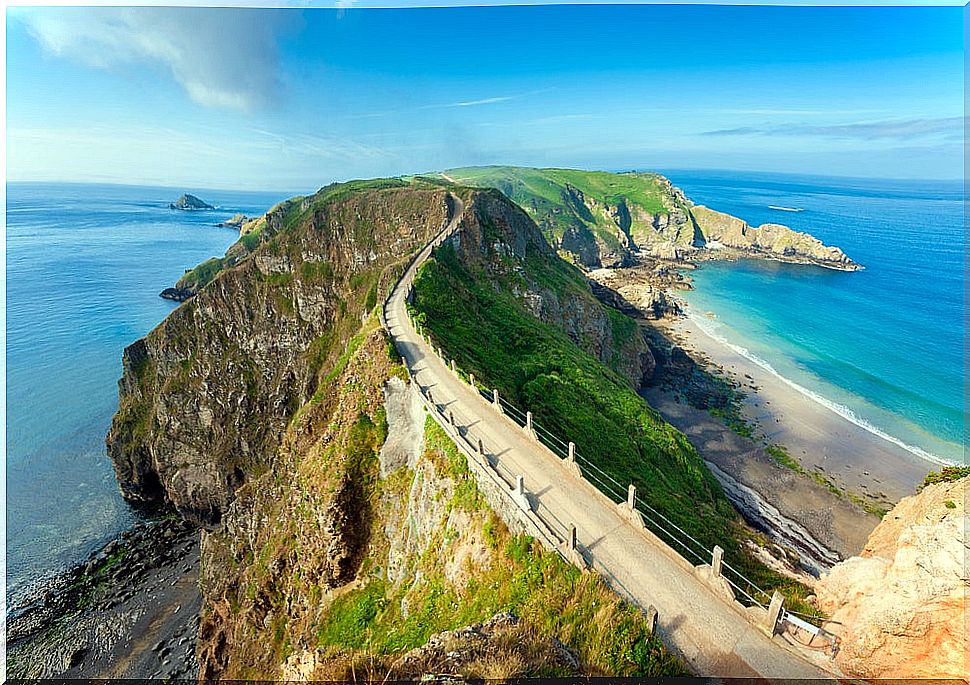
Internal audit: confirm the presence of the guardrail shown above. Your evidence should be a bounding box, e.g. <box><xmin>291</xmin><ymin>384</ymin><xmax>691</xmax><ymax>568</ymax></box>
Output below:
<box><xmin>381</xmin><ymin>202</ymin><xmax>837</xmax><ymax>654</ymax></box>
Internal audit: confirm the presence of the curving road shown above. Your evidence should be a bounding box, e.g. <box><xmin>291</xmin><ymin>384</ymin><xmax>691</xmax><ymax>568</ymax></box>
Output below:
<box><xmin>383</xmin><ymin>193</ymin><xmax>835</xmax><ymax>678</ymax></box>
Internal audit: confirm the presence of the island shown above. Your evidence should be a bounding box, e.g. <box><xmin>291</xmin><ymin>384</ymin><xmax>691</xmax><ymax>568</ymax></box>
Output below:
<box><xmin>170</xmin><ymin>194</ymin><xmax>214</xmax><ymax>211</ymax></box>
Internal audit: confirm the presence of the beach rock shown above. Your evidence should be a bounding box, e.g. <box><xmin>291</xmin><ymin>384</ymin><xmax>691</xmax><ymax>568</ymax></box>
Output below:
<box><xmin>159</xmin><ymin>287</ymin><xmax>195</xmax><ymax>303</ymax></box>
<box><xmin>815</xmin><ymin>476</ymin><xmax>968</xmax><ymax>679</ymax></box>
<box><xmin>170</xmin><ymin>194</ymin><xmax>214</xmax><ymax>211</ymax></box>
<box><xmin>218</xmin><ymin>213</ymin><xmax>249</xmax><ymax>228</ymax></box>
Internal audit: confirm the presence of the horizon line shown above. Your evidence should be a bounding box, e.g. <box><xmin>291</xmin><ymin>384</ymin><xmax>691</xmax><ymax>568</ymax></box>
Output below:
<box><xmin>7</xmin><ymin>165</ymin><xmax>965</xmax><ymax>196</ymax></box>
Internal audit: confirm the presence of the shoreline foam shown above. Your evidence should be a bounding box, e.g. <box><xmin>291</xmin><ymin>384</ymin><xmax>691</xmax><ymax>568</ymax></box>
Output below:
<box><xmin>686</xmin><ymin>307</ymin><xmax>959</xmax><ymax>468</ymax></box>
<box><xmin>666</xmin><ymin>312</ymin><xmax>934</xmax><ymax>505</ymax></box>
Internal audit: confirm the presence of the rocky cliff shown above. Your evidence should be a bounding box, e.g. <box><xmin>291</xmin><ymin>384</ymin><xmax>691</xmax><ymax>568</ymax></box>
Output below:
<box><xmin>444</xmin><ymin>187</ymin><xmax>656</xmax><ymax>386</ymax></box>
<box><xmin>108</xmin><ymin>180</ymin><xmax>451</xmax><ymax>526</ymax></box>
<box><xmin>815</xmin><ymin>475</ymin><xmax>968</xmax><ymax>679</ymax></box>
<box><xmin>440</xmin><ymin>167</ymin><xmax>858</xmax><ymax>271</ymax></box>
<box><xmin>108</xmin><ymin>180</ymin><xmax>682</xmax><ymax>679</ymax></box>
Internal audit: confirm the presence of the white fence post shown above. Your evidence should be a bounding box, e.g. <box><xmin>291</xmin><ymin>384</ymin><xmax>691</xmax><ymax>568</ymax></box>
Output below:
<box><xmin>712</xmin><ymin>545</ymin><xmax>724</xmax><ymax>577</ymax></box>
<box><xmin>493</xmin><ymin>389</ymin><xmax>503</xmax><ymax>414</ymax></box>
<box><xmin>766</xmin><ymin>591</ymin><xmax>785</xmax><ymax>634</ymax></box>
<box><xmin>627</xmin><ymin>484</ymin><xmax>637</xmax><ymax>510</ymax></box>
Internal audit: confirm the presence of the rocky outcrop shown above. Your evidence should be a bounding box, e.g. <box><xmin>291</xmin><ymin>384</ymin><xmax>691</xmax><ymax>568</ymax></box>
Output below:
<box><xmin>217</xmin><ymin>213</ymin><xmax>249</xmax><ymax>228</ymax></box>
<box><xmin>443</xmin><ymin>167</ymin><xmax>859</xmax><ymax>272</ymax></box>
<box><xmin>108</xmin><ymin>183</ymin><xmax>452</xmax><ymax>526</ymax></box>
<box><xmin>815</xmin><ymin>476</ymin><xmax>968</xmax><ymax>679</ymax></box>
<box><xmin>690</xmin><ymin>206</ymin><xmax>859</xmax><ymax>271</ymax></box>
<box><xmin>170</xmin><ymin>194</ymin><xmax>214</xmax><ymax>211</ymax></box>
<box><xmin>447</xmin><ymin>188</ymin><xmax>655</xmax><ymax>388</ymax></box>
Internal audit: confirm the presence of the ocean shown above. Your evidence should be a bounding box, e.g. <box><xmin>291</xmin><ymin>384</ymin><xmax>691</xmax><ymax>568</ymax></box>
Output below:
<box><xmin>5</xmin><ymin>182</ymin><xmax>294</xmax><ymax>606</ymax></box>
<box><xmin>662</xmin><ymin>170</ymin><xmax>965</xmax><ymax>467</ymax></box>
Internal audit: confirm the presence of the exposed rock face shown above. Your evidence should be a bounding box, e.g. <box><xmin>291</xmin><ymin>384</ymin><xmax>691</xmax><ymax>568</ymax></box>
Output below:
<box><xmin>217</xmin><ymin>213</ymin><xmax>249</xmax><ymax>228</ymax></box>
<box><xmin>815</xmin><ymin>476</ymin><xmax>968</xmax><ymax>679</ymax></box>
<box><xmin>170</xmin><ymin>194</ymin><xmax>214</xmax><ymax>211</ymax></box>
<box><xmin>690</xmin><ymin>206</ymin><xmax>859</xmax><ymax>270</ymax></box>
<box><xmin>443</xmin><ymin>167</ymin><xmax>859</xmax><ymax>272</ymax></box>
<box><xmin>107</xmin><ymin>184</ymin><xmax>452</xmax><ymax>526</ymax></box>
<box><xmin>448</xmin><ymin>188</ymin><xmax>655</xmax><ymax>388</ymax></box>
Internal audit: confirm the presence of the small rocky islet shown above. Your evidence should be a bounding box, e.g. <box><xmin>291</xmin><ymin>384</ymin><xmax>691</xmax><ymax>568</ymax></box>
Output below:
<box><xmin>169</xmin><ymin>193</ymin><xmax>214</xmax><ymax>211</ymax></box>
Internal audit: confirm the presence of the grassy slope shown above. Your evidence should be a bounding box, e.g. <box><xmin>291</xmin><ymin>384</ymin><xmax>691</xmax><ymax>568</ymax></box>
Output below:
<box><xmin>314</xmin><ymin>417</ymin><xmax>688</xmax><ymax>678</ymax></box>
<box><xmin>410</xmin><ymin>240</ymin><xmax>817</xmax><ymax>612</ymax></box>
<box><xmin>442</xmin><ymin>166</ymin><xmax>670</xmax><ymax>246</ymax></box>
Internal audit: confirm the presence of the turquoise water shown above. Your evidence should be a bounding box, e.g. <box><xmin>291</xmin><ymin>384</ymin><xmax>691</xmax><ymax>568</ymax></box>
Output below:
<box><xmin>5</xmin><ymin>183</ymin><xmax>293</xmax><ymax>604</ymax></box>
<box><xmin>662</xmin><ymin>171</ymin><xmax>965</xmax><ymax>467</ymax></box>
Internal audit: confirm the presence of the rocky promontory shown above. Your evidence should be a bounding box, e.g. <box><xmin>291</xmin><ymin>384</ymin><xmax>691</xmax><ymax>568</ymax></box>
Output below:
<box><xmin>815</xmin><ymin>473</ymin><xmax>968</xmax><ymax>679</ymax></box>
<box><xmin>439</xmin><ymin>167</ymin><xmax>860</xmax><ymax>272</ymax></box>
<box><xmin>170</xmin><ymin>194</ymin><xmax>214</xmax><ymax>211</ymax></box>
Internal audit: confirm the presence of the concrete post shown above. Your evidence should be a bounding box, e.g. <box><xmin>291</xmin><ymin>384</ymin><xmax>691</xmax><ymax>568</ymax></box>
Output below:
<box><xmin>568</xmin><ymin>441</ymin><xmax>576</xmax><ymax>463</ymax></box>
<box><xmin>469</xmin><ymin>374</ymin><xmax>475</xmax><ymax>389</ymax></box>
<box><xmin>627</xmin><ymin>484</ymin><xmax>637</xmax><ymax>510</ymax></box>
<box><xmin>450</xmin><ymin>359</ymin><xmax>457</xmax><ymax>373</ymax></box>
<box><xmin>766</xmin><ymin>591</ymin><xmax>785</xmax><ymax>635</ymax></box>
<box><xmin>526</xmin><ymin>411</ymin><xmax>534</xmax><ymax>433</ymax></box>
<box><xmin>516</xmin><ymin>475</ymin><xmax>524</xmax><ymax>497</ymax></box>
<box><xmin>493</xmin><ymin>389</ymin><xmax>503</xmax><ymax>414</ymax></box>
<box><xmin>712</xmin><ymin>545</ymin><xmax>724</xmax><ymax>578</ymax></box>
<box><xmin>646</xmin><ymin>606</ymin><xmax>659</xmax><ymax>635</ymax></box>
<box><xmin>569</xmin><ymin>524</ymin><xmax>577</xmax><ymax>551</ymax></box>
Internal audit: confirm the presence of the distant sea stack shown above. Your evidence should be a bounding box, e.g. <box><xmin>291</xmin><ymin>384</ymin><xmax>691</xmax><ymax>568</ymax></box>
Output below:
<box><xmin>170</xmin><ymin>194</ymin><xmax>215</xmax><ymax>211</ymax></box>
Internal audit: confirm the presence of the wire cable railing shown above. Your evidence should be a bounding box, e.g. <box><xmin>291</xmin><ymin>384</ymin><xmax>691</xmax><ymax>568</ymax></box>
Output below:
<box><xmin>391</xmin><ymin>241</ymin><xmax>826</xmax><ymax>638</ymax></box>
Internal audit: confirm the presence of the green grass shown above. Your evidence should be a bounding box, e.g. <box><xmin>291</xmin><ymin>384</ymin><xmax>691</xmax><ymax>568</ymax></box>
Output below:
<box><xmin>410</xmin><ymin>241</ymin><xmax>815</xmax><ymax>608</ymax></box>
<box><xmin>314</xmin><ymin>420</ymin><xmax>687</xmax><ymax>677</ymax></box>
<box><xmin>442</xmin><ymin>167</ymin><xmax>672</xmax><ymax>248</ymax></box>
<box><xmin>919</xmin><ymin>465</ymin><xmax>970</xmax><ymax>491</ymax></box>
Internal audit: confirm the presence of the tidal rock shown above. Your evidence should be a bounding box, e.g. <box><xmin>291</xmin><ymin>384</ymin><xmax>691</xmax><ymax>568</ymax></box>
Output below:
<box><xmin>160</xmin><ymin>287</ymin><xmax>195</xmax><ymax>302</ymax></box>
<box><xmin>217</xmin><ymin>213</ymin><xmax>249</xmax><ymax>228</ymax></box>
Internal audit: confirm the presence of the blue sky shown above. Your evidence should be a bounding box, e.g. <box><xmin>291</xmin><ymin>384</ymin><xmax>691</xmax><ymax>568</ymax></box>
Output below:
<box><xmin>6</xmin><ymin>3</ymin><xmax>964</xmax><ymax>191</ymax></box>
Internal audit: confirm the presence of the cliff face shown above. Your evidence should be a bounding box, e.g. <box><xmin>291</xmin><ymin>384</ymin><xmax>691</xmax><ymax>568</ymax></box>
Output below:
<box><xmin>446</xmin><ymin>188</ymin><xmax>656</xmax><ymax>387</ymax></box>
<box><xmin>690</xmin><ymin>206</ymin><xmax>859</xmax><ymax>270</ymax></box>
<box><xmin>108</xmin><ymin>181</ymin><xmax>680</xmax><ymax>679</ymax></box>
<box><xmin>441</xmin><ymin>167</ymin><xmax>858</xmax><ymax>271</ymax></box>
<box><xmin>107</xmin><ymin>182</ymin><xmax>451</xmax><ymax>526</ymax></box>
<box><xmin>815</xmin><ymin>476</ymin><xmax>968</xmax><ymax>679</ymax></box>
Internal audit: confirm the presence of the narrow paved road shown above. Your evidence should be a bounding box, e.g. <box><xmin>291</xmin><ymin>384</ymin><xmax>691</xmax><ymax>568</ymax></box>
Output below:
<box><xmin>384</xmin><ymin>194</ymin><xmax>834</xmax><ymax>678</ymax></box>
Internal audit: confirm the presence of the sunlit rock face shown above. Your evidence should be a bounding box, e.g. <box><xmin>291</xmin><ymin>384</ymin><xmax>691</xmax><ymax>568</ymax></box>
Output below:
<box><xmin>815</xmin><ymin>476</ymin><xmax>968</xmax><ymax>679</ymax></box>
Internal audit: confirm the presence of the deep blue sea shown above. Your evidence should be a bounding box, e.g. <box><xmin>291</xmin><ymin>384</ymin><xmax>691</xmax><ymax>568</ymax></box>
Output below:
<box><xmin>662</xmin><ymin>170</ymin><xmax>965</xmax><ymax>467</ymax></box>
<box><xmin>5</xmin><ymin>183</ymin><xmax>294</xmax><ymax>605</ymax></box>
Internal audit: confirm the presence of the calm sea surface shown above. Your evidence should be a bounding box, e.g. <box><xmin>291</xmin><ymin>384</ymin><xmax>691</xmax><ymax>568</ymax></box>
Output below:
<box><xmin>663</xmin><ymin>171</ymin><xmax>965</xmax><ymax>467</ymax></box>
<box><xmin>5</xmin><ymin>182</ymin><xmax>293</xmax><ymax>605</ymax></box>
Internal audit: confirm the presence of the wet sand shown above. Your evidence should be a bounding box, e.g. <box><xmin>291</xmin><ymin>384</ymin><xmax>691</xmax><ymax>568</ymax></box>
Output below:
<box><xmin>668</xmin><ymin>315</ymin><xmax>932</xmax><ymax>505</ymax></box>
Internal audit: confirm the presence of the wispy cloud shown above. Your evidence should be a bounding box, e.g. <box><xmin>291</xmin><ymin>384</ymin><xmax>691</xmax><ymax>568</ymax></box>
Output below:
<box><xmin>443</xmin><ymin>95</ymin><xmax>516</xmax><ymax>108</ymax></box>
<box><xmin>16</xmin><ymin>7</ymin><xmax>294</xmax><ymax>111</ymax></box>
<box><xmin>702</xmin><ymin>117</ymin><xmax>964</xmax><ymax>140</ymax></box>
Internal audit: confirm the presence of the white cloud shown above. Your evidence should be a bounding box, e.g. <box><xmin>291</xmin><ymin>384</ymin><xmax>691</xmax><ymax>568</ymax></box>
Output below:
<box><xmin>18</xmin><ymin>7</ymin><xmax>292</xmax><ymax>111</ymax></box>
<box><xmin>445</xmin><ymin>96</ymin><xmax>515</xmax><ymax>108</ymax></box>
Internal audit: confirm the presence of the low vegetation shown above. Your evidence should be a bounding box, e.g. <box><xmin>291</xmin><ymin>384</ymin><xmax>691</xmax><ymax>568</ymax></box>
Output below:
<box><xmin>410</xmin><ymin>239</ymin><xmax>815</xmax><ymax>609</ymax></box>
<box><xmin>311</xmin><ymin>419</ymin><xmax>688</xmax><ymax>678</ymax></box>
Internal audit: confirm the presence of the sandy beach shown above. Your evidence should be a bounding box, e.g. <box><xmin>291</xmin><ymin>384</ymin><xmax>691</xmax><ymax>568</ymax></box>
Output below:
<box><xmin>667</xmin><ymin>314</ymin><xmax>934</xmax><ymax>505</ymax></box>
